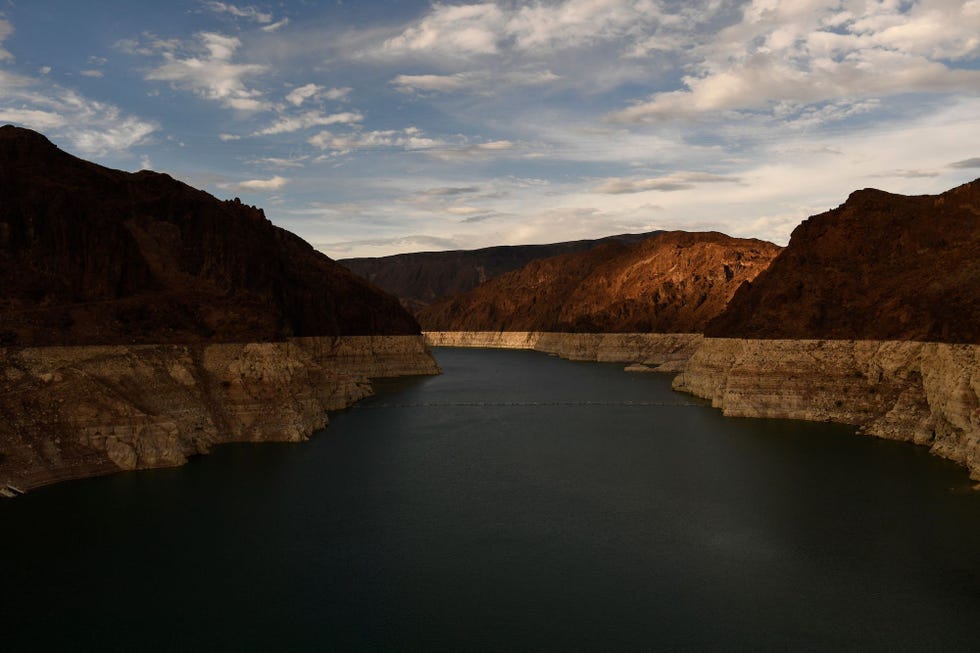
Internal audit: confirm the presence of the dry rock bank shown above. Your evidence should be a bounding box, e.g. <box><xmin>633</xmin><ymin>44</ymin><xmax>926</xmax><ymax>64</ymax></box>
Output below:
<box><xmin>0</xmin><ymin>336</ymin><xmax>439</xmax><ymax>494</ymax></box>
<box><xmin>673</xmin><ymin>338</ymin><xmax>980</xmax><ymax>481</ymax></box>
<box><xmin>423</xmin><ymin>331</ymin><xmax>702</xmax><ymax>371</ymax></box>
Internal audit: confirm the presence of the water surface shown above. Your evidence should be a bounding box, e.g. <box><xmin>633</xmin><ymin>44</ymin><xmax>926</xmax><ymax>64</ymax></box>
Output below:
<box><xmin>3</xmin><ymin>348</ymin><xmax>979</xmax><ymax>651</ymax></box>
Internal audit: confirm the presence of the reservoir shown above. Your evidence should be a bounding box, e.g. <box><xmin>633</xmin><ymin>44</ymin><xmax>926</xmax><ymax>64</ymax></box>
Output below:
<box><xmin>3</xmin><ymin>347</ymin><xmax>980</xmax><ymax>651</ymax></box>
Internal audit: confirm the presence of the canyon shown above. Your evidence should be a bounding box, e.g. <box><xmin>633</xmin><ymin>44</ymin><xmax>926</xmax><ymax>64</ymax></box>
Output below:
<box><xmin>421</xmin><ymin>181</ymin><xmax>980</xmax><ymax>482</ymax></box>
<box><xmin>0</xmin><ymin>126</ymin><xmax>437</xmax><ymax>494</ymax></box>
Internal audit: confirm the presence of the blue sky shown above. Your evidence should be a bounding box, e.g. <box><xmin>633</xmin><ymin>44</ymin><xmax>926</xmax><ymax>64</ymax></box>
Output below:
<box><xmin>2</xmin><ymin>0</ymin><xmax>979</xmax><ymax>258</ymax></box>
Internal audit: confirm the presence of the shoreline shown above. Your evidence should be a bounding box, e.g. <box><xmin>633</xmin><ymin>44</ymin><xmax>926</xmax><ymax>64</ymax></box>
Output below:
<box><xmin>1</xmin><ymin>335</ymin><xmax>440</xmax><ymax>495</ymax></box>
<box><xmin>425</xmin><ymin>331</ymin><xmax>980</xmax><ymax>483</ymax></box>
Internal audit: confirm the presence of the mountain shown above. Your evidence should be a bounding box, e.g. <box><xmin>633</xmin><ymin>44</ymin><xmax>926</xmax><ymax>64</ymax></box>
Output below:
<box><xmin>705</xmin><ymin>180</ymin><xmax>980</xmax><ymax>343</ymax></box>
<box><xmin>338</xmin><ymin>232</ymin><xmax>660</xmax><ymax>312</ymax></box>
<box><xmin>418</xmin><ymin>231</ymin><xmax>781</xmax><ymax>333</ymax></box>
<box><xmin>0</xmin><ymin>125</ymin><xmax>418</xmax><ymax>345</ymax></box>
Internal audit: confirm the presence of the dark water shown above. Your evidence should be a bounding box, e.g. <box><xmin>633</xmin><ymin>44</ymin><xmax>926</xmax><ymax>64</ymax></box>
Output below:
<box><xmin>3</xmin><ymin>348</ymin><xmax>980</xmax><ymax>652</ymax></box>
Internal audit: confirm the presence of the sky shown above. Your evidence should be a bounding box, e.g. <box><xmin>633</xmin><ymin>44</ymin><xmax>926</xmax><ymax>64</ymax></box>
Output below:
<box><xmin>1</xmin><ymin>0</ymin><xmax>979</xmax><ymax>258</ymax></box>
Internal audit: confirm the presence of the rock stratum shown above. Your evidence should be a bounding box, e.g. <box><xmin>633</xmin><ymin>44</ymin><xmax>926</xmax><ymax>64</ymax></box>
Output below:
<box><xmin>0</xmin><ymin>125</ymin><xmax>438</xmax><ymax>495</ymax></box>
<box><xmin>0</xmin><ymin>336</ymin><xmax>439</xmax><ymax>493</ymax></box>
<box><xmin>673</xmin><ymin>339</ymin><xmax>980</xmax><ymax>481</ymax></box>
<box><xmin>0</xmin><ymin>125</ymin><xmax>418</xmax><ymax>346</ymax></box>
<box><xmin>418</xmin><ymin>231</ymin><xmax>781</xmax><ymax>332</ymax></box>
<box><xmin>339</xmin><ymin>232</ymin><xmax>659</xmax><ymax>313</ymax></box>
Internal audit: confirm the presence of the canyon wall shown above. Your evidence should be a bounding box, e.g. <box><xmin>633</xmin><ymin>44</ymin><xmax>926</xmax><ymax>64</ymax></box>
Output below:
<box><xmin>673</xmin><ymin>338</ymin><xmax>980</xmax><ymax>481</ymax></box>
<box><xmin>424</xmin><ymin>331</ymin><xmax>702</xmax><ymax>370</ymax></box>
<box><xmin>0</xmin><ymin>336</ymin><xmax>439</xmax><ymax>495</ymax></box>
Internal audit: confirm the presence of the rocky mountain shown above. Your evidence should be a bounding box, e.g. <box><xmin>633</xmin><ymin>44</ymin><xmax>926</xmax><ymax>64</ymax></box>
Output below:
<box><xmin>418</xmin><ymin>231</ymin><xmax>781</xmax><ymax>333</ymax></box>
<box><xmin>339</xmin><ymin>232</ymin><xmax>659</xmax><ymax>312</ymax></box>
<box><xmin>705</xmin><ymin>180</ymin><xmax>980</xmax><ymax>343</ymax></box>
<box><xmin>0</xmin><ymin>125</ymin><xmax>419</xmax><ymax>346</ymax></box>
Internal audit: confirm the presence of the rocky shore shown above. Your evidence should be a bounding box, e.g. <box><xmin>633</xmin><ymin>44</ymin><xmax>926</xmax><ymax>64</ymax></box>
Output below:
<box><xmin>424</xmin><ymin>331</ymin><xmax>702</xmax><ymax>371</ymax></box>
<box><xmin>0</xmin><ymin>336</ymin><xmax>439</xmax><ymax>495</ymax></box>
<box><xmin>673</xmin><ymin>338</ymin><xmax>980</xmax><ymax>481</ymax></box>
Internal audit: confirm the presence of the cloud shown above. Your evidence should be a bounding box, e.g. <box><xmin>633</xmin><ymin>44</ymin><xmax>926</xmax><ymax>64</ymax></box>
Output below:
<box><xmin>317</xmin><ymin>234</ymin><xmax>463</xmax><ymax>257</ymax></box>
<box><xmin>218</xmin><ymin>132</ymin><xmax>241</xmax><ymax>141</ymax></box>
<box><xmin>0</xmin><ymin>18</ymin><xmax>12</xmax><ymax>61</ymax></box>
<box><xmin>379</xmin><ymin>3</ymin><xmax>504</xmax><ymax>59</ymax></box>
<box><xmin>202</xmin><ymin>1</ymin><xmax>273</xmax><ymax>24</ymax></box>
<box><xmin>308</xmin><ymin>126</ymin><xmax>448</xmax><ymax>155</ymax></box>
<box><xmin>418</xmin><ymin>186</ymin><xmax>481</xmax><ymax>196</ymax></box>
<box><xmin>285</xmin><ymin>83</ymin><xmax>350</xmax><ymax>106</ymax></box>
<box><xmin>0</xmin><ymin>58</ymin><xmax>156</xmax><ymax>155</ymax></box>
<box><xmin>950</xmin><ymin>157</ymin><xmax>980</xmax><ymax>168</ymax></box>
<box><xmin>591</xmin><ymin>172</ymin><xmax>743</xmax><ymax>194</ymax></box>
<box><xmin>80</xmin><ymin>69</ymin><xmax>104</xmax><ymax>78</ymax></box>
<box><xmin>218</xmin><ymin>175</ymin><xmax>289</xmax><ymax>191</ymax></box>
<box><xmin>246</xmin><ymin>155</ymin><xmax>309</xmax><ymax>168</ymax></box>
<box><xmin>391</xmin><ymin>69</ymin><xmax>560</xmax><ymax>95</ymax></box>
<box><xmin>261</xmin><ymin>18</ymin><xmax>290</xmax><ymax>33</ymax></box>
<box><xmin>370</xmin><ymin>0</ymin><xmax>667</xmax><ymax>61</ymax></box>
<box><xmin>253</xmin><ymin>110</ymin><xmax>363</xmax><ymax>136</ymax></box>
<box><xmin>142</xmin><ymin>32</ymin><xmax>269</xmax><ymax>110</ymax></box>
<box><xmin>608</xmin><ymin>0</ymin><xmax>980</xmax><ymax>124</ymax></box>
<box><xmin>869</xmin><ymin>169</ymin><xmax>941</xmax><ymax>179</ymax></box>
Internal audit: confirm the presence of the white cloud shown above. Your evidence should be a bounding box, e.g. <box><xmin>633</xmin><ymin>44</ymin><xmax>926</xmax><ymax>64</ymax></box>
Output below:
<box><xmin>307</xmin><ymin>126</ymin><xmax>448</xmax><ymax>155</ymax></box>
<box><xmin>261</xmin><ymin>18</ymin><xmax>290</xmax><ymax>33</ymax></box>
<box><xmin>0</xmin><ymin>56</ymin><xmax>156</xmax><ymax>155</ymax></box>
<box><xmin>218</xmin><ymin>132</ymin><xmax>241</xmax><ymax>141</ymax></box>
<box><xmin>284</xmin><ymin>83</ymin><xmax>350</xmax><ymax>106</ymax></box>
<box><xmin>140</xmin><ymin>155</ymin><xmax>153</xmax><ymax>170</ymax></box>
<box><xmin>391</xmin><ymin>69</ymin><xmax>560</xmax><ymax>94</ymax></box>
<box><xmin>202</xmin><ymin>1</ymin><xmax>273</xmax><ymax>24</ymax></box>
<box><xmin>371</xmin><ymin>0</ymin><xmax>668</xmax><ymax>61</ymax></box>
<box><xmin>591</xmin><ymin>172</ymin><xmax>742</xmax><ymax>194</ymax></box>
<box><xmin>608</xmin><ymin>0</ymin><xmax>980</xmax><ymax>123</ymax></box>
<box><xmin>38</xmin><ymin>66</ymin><xmax>51</xmax><ymax>75</ymax></box>
<box><xmin>144</xmin><ymin>32</ymin><xmax>269</xmax><ymax>110</ymax></box>
<box><xmin>79</xmin><ymin>69</ymin><xmax>104</xmax><ymax>78</ymax></box>
<box><xmin>218</xmin><ymin>175</ymin><xmax>289</xmax><ymax>191</ymax></box>
<box><xmin>285</xmin><ymin>83</ymin><xmax>320</xmax><ymax>106</ymax></box>
<box><xmin>380</xmin><ymin>3</ymin><xmax>504</xmax><ymax>59</ymax></box>
<box><xmin>253</xmin><ymin>110</ymin><xmax>363</xmax><ymax>136</ymax></box>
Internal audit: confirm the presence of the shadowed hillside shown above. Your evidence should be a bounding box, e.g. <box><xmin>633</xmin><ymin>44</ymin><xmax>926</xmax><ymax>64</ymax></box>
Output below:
<box><xmin>0</xmin><ymin>125</ymin><xmax>419</xmax><ymax>345</ymax></box>
<box><xmin>706</xmin><ymin>180</ymin><xmax>980</xmax><ymax>343</ymax></box>
<box><xmin>339</xmin><ymin>232</ymin><xmax>660</xmax><ymax>312</ymax></box>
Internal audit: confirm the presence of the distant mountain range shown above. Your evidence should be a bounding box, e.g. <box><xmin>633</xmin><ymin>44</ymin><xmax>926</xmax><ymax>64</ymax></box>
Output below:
<box><xmin>339</xmin><ymin>232</ymin><xmax>659</xmax><ymax>312</ymax></box>
<box><xmin>417</xmin><ymin>231</ymin><xmax>781</xmax><ymax>333</ymax></box>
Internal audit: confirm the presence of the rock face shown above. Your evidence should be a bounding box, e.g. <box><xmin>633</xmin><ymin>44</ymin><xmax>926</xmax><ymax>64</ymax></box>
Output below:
<box><xmin>418</xmin><ymin>231</ymin><xmax>781</xmax><ymax>333</ymax></box>
<box><xmin>706</xmin><ymin>180</ymin><xmax>980</xmax><ymax>343</ymax></box>
<box><xmin>0</xmin><ymin>125</ymin><xmax>419</xmax><ymax>345</ymax></box>
<box><xmin>339</xmin><ymin>232</ymin><xmax>660</xmax><ymax>312</ymax></box>
<box><xmin>424</xmin><ymin>331</ymin><xmax>702</xmax><ymax>370</ymax></box>
<box><xmin>0</xmin><ymin>336</ymin><xmax>440</xmax><ymax>492</ymax></box>
<box><xmin>673</xmin><ymin>339</ymin><xmax>980</xmax><ymax>481</ymax></box>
